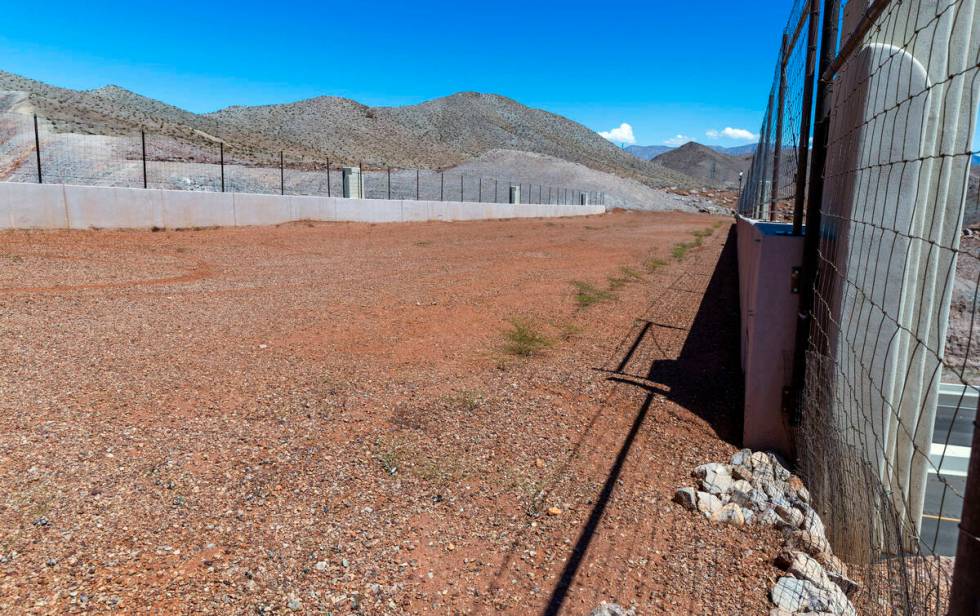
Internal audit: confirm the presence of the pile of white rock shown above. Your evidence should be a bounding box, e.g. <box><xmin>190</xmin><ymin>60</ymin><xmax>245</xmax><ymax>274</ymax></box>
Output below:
<box><xmin>673</xmin><ymin>449</ymin><xmax>859</xmax><ymax>616</ymax></box>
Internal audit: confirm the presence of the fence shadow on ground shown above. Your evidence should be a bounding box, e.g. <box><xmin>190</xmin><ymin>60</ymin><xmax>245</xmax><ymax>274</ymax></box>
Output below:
<box><xmin>542</xmin><ymin>226</ymin><xmax>744</xmax><ymax>615</ymax></box>
<box><xmin>604</xmin><ymin>225</ymin><xmax>743</xmax><ymax>444</ymax></box>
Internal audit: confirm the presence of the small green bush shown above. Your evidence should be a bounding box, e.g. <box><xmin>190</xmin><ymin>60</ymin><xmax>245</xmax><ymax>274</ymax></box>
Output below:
<box><xmin>503</xmin><ymin>318</ymin><xmax>553</xmax><ymax>356</ymax></box>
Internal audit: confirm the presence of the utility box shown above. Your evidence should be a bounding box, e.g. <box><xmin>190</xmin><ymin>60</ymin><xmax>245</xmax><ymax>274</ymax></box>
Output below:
<box><xmin>342</xmin><ymin>167</ymin><xmax>363</xmax><ymax>199</ymax></box>
<box><xmin>736</xmin><ymin>216</ymin><xmax>803</xmax><ymax>458</ymax></box>
<box><xmin>509</xmin><ymin>185</ymin><xmax>521</xmax><ymax>205</ymax></box>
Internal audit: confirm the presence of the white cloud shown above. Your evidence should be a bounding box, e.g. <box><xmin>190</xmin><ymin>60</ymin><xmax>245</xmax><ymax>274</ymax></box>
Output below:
<box><xmin>706</xmin><ymin>127</ymin><xmax>758</xmax><ymax>141</ymax></box>
<box><xmin>664</xmin><ymin>134</ymin><xmax>691</xmax><ymax>147</ymax></box>
<box><xmin>598</xmin><ymin>123</ymin><xmax>637</xmax><ymax>145</ymax></box>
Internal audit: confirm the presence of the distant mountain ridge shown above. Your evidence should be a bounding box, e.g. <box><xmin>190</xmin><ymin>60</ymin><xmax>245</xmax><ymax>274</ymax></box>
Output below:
<box><xmin>651</xmin><ymin>142</ymin><xmax>752</xmax><ymax>189</ymax></box>
<box><xmin>627</xmin><ymin>142</ymin><xmax>757</xmax><ymax>161</ymax></box>
<box><xmin>0</xmin><ymin>70</ymin><xmax>701</xmax><ymax>189</ymax></box>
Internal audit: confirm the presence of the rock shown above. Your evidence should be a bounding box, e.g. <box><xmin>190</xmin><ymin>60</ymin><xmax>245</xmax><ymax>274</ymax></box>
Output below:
<box><xmin>784</xmin><ymin>551</ymin><xmax>834</xmax><ymax>591</ymax></box>
<box><xmin>589</xmin><ymin>602</ymin><xmax>635</xmax><ymax>616</ymax></box>
<box><xmin>740</xmin><ymin>507</ymin><xmax>755</xmax><ymax>524</ymax></box>
<box><xmin>547</xmin><ymin>507</ymin><xmax>562</xmax><ymax>516</ymax></box>
<box><xmin>770</xmin><ymin>576</ymin><xmax>833</xmax><ymax>613</ymax></box>
<box><xmin>314</xmin><ymin>561</ymin><xmax>327</xmax><ymax>572</ymax></box>
<box><xmin>773</xmin><ymin>555</ymin><xmax>856</xmax><ymax>616</ymax></box>
<box><xmin>750</xmin><ymin>451</ymin><xmax>773</xmax><ymax>473</ymax></box>
<box><xmin>731</xmin><ymin>479</ymin><xmax>753</xmax><ymax>493</ymax></box>
<box><xmin>787</xmin><ymin>475</ymin><xmax>810</xmax><ymax>503</ymax></box>
<box><xmin>731</xmin><ymin>481</ymin><xmax>769</xmax><ymax>511</ymax></box>
<box><xmin>698</xmin><ymin>466</ymin><xmax>733</xmax><ymax>496</ymax></box>
<box><xmin>827</xmin><ymin>570</ymin><xmax>861</xmax><ymax>597</ymax></box>
<box><xmin>711</xmin><ymin>503</ymin><xmax>745</xmax><ymax>525</ymax></box>
<box><xmin>767</xmin><ymin>453</ymin><xmax>792</xmax><ymax>481</ymax></box>
<box><xmin>769</xmin><ymin>609</ymin><xmax>794</xmax><ymax>616</ymax></box>
<box><xmin>775</xmin><ymin>504</ymin><xmax>804</xmax><ymax>528</ymax></box>
<box><xmin>535</xmin><ymin>458</ymin><xmax>545</xmax><ymax>468</ymax></box>
<box><xmin>673</xmin><ymin>487</ymin><xmax>697</xmax><ymax>511</ymax></box>
<box><xmin>758</xmin><ymin>508</ymin><xmax>783</xmax><ymax>526</ymax></box>
<box><xmin>802</xmin><ymin>507</ymin><xmax>826</xmax><ymax>537</ymax></box>
<box><xmin>692</xmin><ymin>462</ymin><xmax>730</xmax><ymax>480</ymax></box>
<box><xmin>730</xmin><ymin>449</ymin><xmax>753</xmax><ymax>466</ymax></box>
<box><xmin>731</xmin><ymin>465</ymin><xmax>754</xmax><ymax>482</ymax></box>
<box><xmin>788</xmin><ymin>530</ymin><xmax>832</xmax><ymax>559</ymax></box>
<box><xmin>754</xmin><ymin>476</ymin><xmax>786</xmax><ymax>500</ymax></box>
<box><xmin>287</xmin><ymin>596</ymin><xmax>301</xmax><ymax>611</ymax></box>
<box><xmin>695</xmin><ymin>491</ymin><xmax>723</xmax><ymax>517</ymax></box>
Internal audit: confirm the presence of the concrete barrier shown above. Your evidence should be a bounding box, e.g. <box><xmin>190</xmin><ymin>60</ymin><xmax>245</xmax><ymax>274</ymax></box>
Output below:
<box><xmin>736</xmin><ymin>215</ymin><xmax>803</xmax><ymax>458</ymax></box>
<box><xmin>0</xmin><ymin>181</ymin><xmax>605</xmax><ymax>230</ymax></box>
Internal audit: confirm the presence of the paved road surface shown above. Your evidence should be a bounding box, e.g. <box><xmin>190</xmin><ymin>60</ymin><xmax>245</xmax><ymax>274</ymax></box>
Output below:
<box><xmin>922</xmin><ymin>383</ymin><xmax>975</xmax><ymax>556</ymax></box>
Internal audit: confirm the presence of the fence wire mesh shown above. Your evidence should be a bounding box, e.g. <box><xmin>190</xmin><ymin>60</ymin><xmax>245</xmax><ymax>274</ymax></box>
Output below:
<box><xmin>738</xmin><ymin>0</ymin><xmax>816</xmax><ymax>222</ymax></box>
<box><xmin>0</xmin><ymin>112</ymin><xmax>603</xmax><ymax>207</ymax></box>
<box><xmin>755</xmin><ymin>0</ymin><xmax>980</xmax><ymax>613</ymax></box>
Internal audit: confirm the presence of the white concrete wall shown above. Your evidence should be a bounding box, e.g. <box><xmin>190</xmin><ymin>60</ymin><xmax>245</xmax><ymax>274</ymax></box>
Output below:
<box><xmin>0</xmin><ymin>181</ymin><xmax>605</xmax><ymax>230</ymax></box>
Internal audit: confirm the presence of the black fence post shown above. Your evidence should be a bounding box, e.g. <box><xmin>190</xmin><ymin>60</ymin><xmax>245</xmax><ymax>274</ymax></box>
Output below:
<box><xmin>387</xmin><ymin>167</ymin><xmax>391</xmax><ymax>200</ymax></box>
<box><xmin>440</xmin><ymin>172</ymin><xmax>444</xmax><ymax>201</ymax></box>
<box><xmin>280</xmin><ymin>151</ymin><xmax>285</xmax><ymax>196</ymax></box>
<box><xmin>359</xmin><ymin>162</ymin><xmax>364</xmax><ymax>198</ymax></box>
<box><xmin>33</xmin><ymin>114</ymin><xmax>42</xmax><ymax>184</ymax></box>
<box><xmin>770</xmin><ymin>33</ymin><xmax>788</xmax><ymax>221</ymax></box>
<box><xmin>478</xmin><ymin>178</ymin><xmax>482</xmax><ymax>202</ymax></box>
<box><xmin>495</xmin><ymin>179</ymin><xmax>498</xmax><ymax>203</ymax></box>
<box><xmin>416</xmin><ymin>168</ymin><xmax>420</xmax><ymax>200</ymax></box>
<box><xmin>141</xmin><ymin>130</ymin><xmax>147</xmax><ymax>189</ymax></box>
<box><xmin>788</xmin><ymin>0</ymin><xmax>838</xmax><ymax>428</ymax></box>
<box><xmin>949</xmin><ymin>403</ymin><xmax>980</xmax><ymax>614</ymax></box>
<box><xmin>220</xmin><ymin>142</ymin><xmax>225</xmax><ymax>193</ymax></box>
<box><xmin>460</xmin><ymin>174</ymin><xmax>464</xmax><ymax>201</ymax></box>
<box><xmin>791</xmin><ymin>0</ymin><xmax>820</xmax><ymax>235</ymax></box>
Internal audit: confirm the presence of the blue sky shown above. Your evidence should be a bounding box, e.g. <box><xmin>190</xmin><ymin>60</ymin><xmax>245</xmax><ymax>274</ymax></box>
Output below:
<box><xmin>0</xmin><ymin>0</ymin><xmax>793</xmax><ymax>148</ymax></box>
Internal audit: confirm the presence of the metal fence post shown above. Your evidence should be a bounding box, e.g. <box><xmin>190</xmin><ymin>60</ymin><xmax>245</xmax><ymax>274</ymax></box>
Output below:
<box><xmin>416</xmin><ymin>168</ymin><xmax>420</xmax><ymax>200</ymax></box>
<box><xmin>460</xmin><ymin>174</ymin><xmax>464</xmax><ymax>201</ymax></box>
<box><xmin>495</xmin><ymin>179</ymin><xmax>498</xmax><ymax>203</ymax></box>
<box><xmin>359</xmin><ymin>162</ymin><xmax>364</xmax><ymax>198</ymax></box>
<box><xmin>770</xmin><ymin>34</ymin><xmax>789</xmax><ymax>221</ymax></box>
<box><xmin>33</xmin><ymin>114</ymin><xmax>42</xmax><ymax>184</ymax></box>
<box><xmin>478</xmin><ymin>178</ymin><xmax>482</xmax><ymax>202</ymax></box>
<box><xmin>788</xmin><ymin>0</ymin><xmax>838</xmax><ymax>428</ymax></box>
<box><xmin>387</xmin><ymin>167</ymin><xmax>391</xmax><ymax>200</ymax></box>
<box><xmin>327</xmin><ymin>158</ymin><xmax>332</xmax><ymax>197</ymax></box>
<box><xmin>280</xmin><ymin>151</ymin><xmax>285</xmax><ymax>196</ymax></box>
<box><xmin>141</xmin><ymin>130</ymin><xmax>148</xmax><ymax>189</ymax></box>
<box><xmin>220</xmin><ymin>142</ymin><xmax>225</xmax><ymax>193</ymax></box>
<box><xmin>948</xmin><ymin>402</ymin><xmax>980</xmax><ymax>614</ymax></box>
<box><xmin>791</xmin><ymin>0</ymin><xmax>820</xmax><ymax>235</ymax></box>
<box><xmin>440</xmin><ymin>172</ymin><xmax>444</xmax><ymax>201</ymax></box>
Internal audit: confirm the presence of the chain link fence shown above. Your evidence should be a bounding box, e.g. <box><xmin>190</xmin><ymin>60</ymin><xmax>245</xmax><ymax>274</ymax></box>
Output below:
<box><xmin>0</xmin><ymin>111</ymin><xmax>604</xmax><ymax>206</ymax></box>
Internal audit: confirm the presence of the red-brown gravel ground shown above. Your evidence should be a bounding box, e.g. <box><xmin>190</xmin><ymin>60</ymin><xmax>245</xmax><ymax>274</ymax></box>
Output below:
<box><xmin>0</xmin><ymin>210</ymin><xmax>782</xmax><ymax>614</ymax></box>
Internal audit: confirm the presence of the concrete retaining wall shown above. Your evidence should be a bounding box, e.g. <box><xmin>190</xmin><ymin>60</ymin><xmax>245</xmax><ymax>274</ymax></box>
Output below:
<box><xmin>0</xmin><ymin>182</ymin><xmax>605</xmax><ymax>230</ymax></box>
<box><xmin>736</xmin><ymin>215</ymin><xmax>803</xmax><ymax>458</ymax></box>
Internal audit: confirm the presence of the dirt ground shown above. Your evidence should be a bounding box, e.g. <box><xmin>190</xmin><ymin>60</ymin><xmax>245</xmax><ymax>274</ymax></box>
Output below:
<box><xmin>0</xmin><ymin>210</ymin><xmax>783</xmax><ymax>614</ymax></box>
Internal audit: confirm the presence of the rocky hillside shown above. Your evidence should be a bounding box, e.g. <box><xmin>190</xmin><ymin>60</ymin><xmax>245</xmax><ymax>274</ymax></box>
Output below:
<box><xmin>625</xmin><ymin>144</ymin><xmax>673</xmax><ymax>160</ymax></box>
<box><xmin>0</xmin><ymin>70</ymin><xmax>700</xmax><ymax>189</ymax></box>
<box><xmin>651</xmin><ymin>142</ymin><xmax>752</xmax><ymax>188</ymax></box>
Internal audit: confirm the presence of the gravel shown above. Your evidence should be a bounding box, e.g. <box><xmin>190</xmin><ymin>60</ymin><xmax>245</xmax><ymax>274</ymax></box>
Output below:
<box><xmin>0</xmin><ymin>211</ymin><xmax>776</xmax><ymax>613</ymax></box>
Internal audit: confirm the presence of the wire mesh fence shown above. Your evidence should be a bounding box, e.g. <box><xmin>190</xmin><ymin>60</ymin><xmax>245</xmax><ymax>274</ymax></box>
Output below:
<box><xmin>738</xmin><ymin>0</ymin><xmax>818</xmax><ymax>224</ymax></box>
<box><xmin>0</xmin><ymin>111</ymin><xmax>604</xmax><ymax>206</ymax></box>
<box><xmin>741</xmin><ymin>0</ymin><xmax>980</xmax><ymax>613</ymax></box>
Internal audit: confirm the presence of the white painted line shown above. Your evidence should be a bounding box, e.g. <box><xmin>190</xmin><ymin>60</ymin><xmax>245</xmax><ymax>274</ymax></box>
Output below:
<box><xmin>929</xmin><ymin>443</ymin><xmax>971</xmax><ymax>477</ymax></box>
